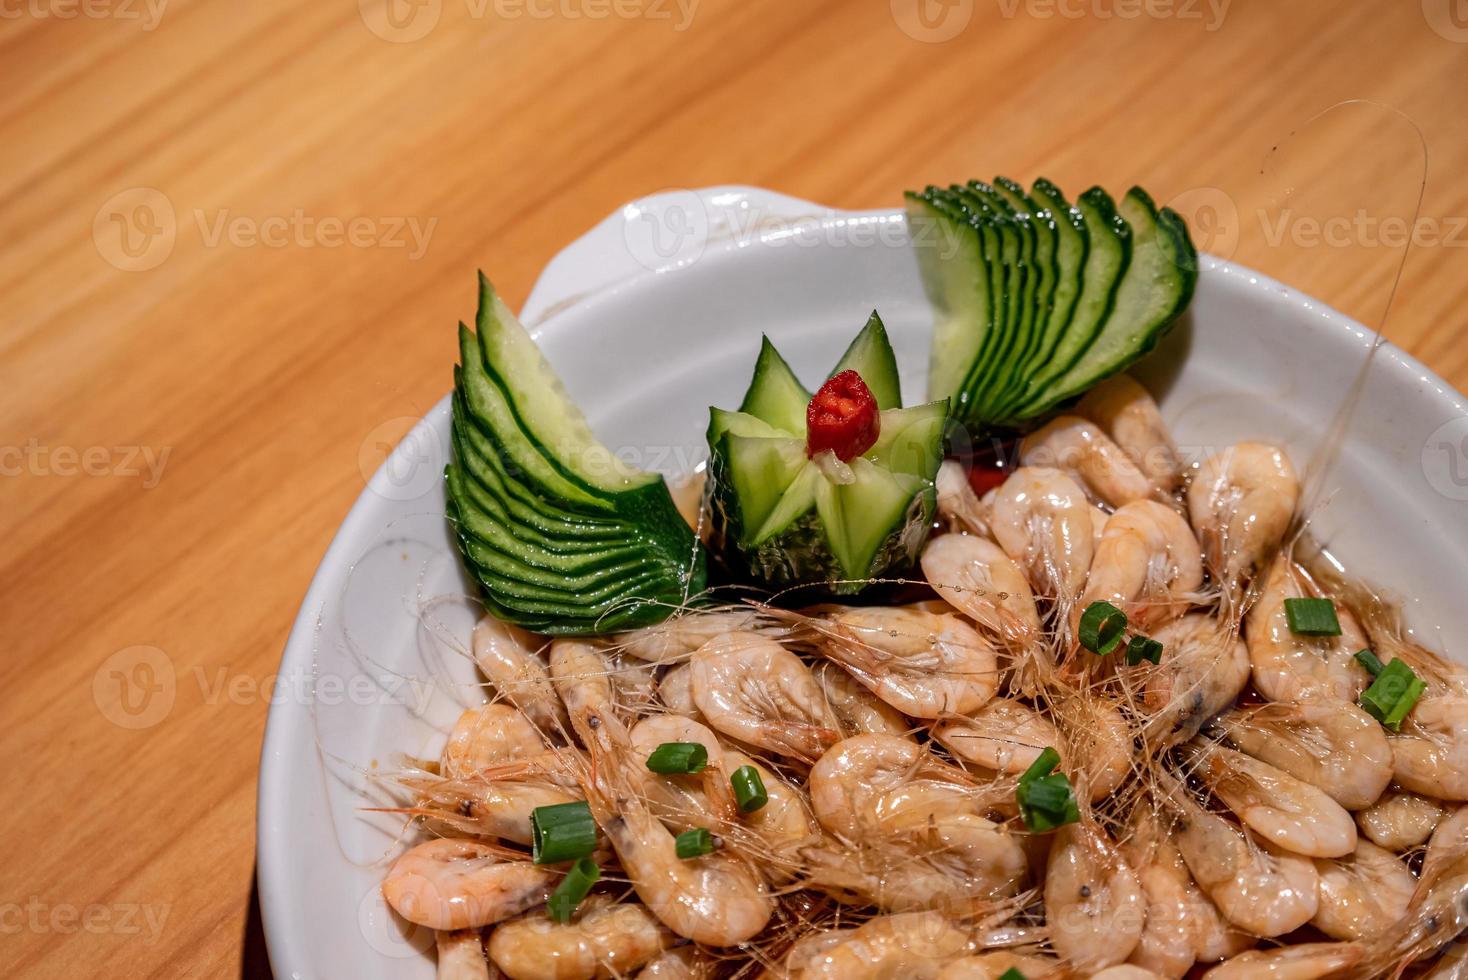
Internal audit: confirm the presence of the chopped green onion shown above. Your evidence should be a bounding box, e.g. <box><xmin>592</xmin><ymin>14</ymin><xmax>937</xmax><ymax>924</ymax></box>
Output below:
<box><xmin>546</xmin><ymin>856</ymin><xmax>599</xmax><ymax>923</ymax></box>
<box><xmin>1016</xmin><ymin>746</ymin><xmax>1078</xmax><ymax>832</ymax></box>
<box><xmin>1079</xmin><ymin>601</ymin><xmax>1128</xmax><ymax>655</ymax></box>
<box><xmin>646</xmin><ymin>742</ymin><xmax>709</xmax><ymax>775</ymax></box>
<box><xmin>674</xmin><ymin>827</ymin><xmax>715</xmax><ymax>859</ymax></box>
<box><xmin>1284</xmin><ymin>597</ymin><xmax>1342</xmax><ymax>636</ymax></box>
<box><xmin>731</xmin><ymin>765</ymin><xmax>769</xmax><ymax>813</ymax></box>
<box><xmin>1126</xmin><ymin>634</ymin><xmax>1164</xmax><ymax>666</ymax></box>
<box><xmin>1359</xmin><ymin>658</ymin><xmax>1427</xmax><ymax>731</ymax></box>
<box><xmin>1354</xmin><ymin>648</ymin><xmax>1385</xmax><ymax>677</ymax></box>
<box><xmin>998</xmin><ymin>970</ymin><xmax>1028</xmax><ymax>980</ymax></box>
<box><xmin>1020</xmin><ymin>746</ymin><xmax>1061</xmax><ymax>784</ymax></box>
<box><xmin>530</xmin><ymin>800</ymin><xmax>597</xmax><ymax>864</ymax></box>
<box><xmin>1017</xmin><ymin>773</ymin><xmax>1081</xmax><ymax>832</ymax></box>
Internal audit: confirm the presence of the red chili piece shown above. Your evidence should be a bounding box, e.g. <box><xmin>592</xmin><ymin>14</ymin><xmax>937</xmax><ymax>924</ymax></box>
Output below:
<box><xmin>807</xmin><ymin>370</ymin><xmax>880</xmax><ymax>461</ymax></box>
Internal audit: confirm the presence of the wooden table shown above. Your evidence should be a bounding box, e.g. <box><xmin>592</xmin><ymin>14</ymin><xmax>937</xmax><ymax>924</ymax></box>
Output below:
<box><xmin>3</xmin><ymin>1</ymin><xmax>1466</xmax><ymax>975</ymax></box>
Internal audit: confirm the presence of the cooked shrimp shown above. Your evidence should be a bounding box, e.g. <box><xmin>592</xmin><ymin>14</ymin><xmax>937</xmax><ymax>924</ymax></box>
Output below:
<box><xmin>486</xmin><ymin>895</ymin><xmax>673</xmax><ymax>980</ymax></box>
<box><xmin>1245</xmin><ymin>557</ymin><xmax>1371</xmax><ymax>703</ymax></box>
<box><xmin>931</xmin><ymin>697</ymin><xmax>1058</xmax><ymax>778</ymax></box>
<box><xmin>1388</xmin><ymin>694</ymin><xmax>1468</xmax><ymax>801</ymax></box>
<box><xmin>1079</xmin><ymin>500</ymin><xmax>1202</xmax><ymax>630</ymax></box>
<box><xmin>1165</xmin><ymin>779</ymin><xmax>1320</xmax><ymax>936</ymax></box>
<box><xmin>382</xmin><ymin>839</ymin><xmax>556</xmax><ymax>930</ymax></box>
<box><xmin>1186</xmin><ymin>443</ymin><xmax>1299</xmax><ymax>597</ymax></box>
<box><xmin>1140</xmin><ymin>613</ymin><xmax>1250</xmax><ymax>748</ymax></box>
<box><xmin>635</xmin><ymin>945</ymin><xmax>714</xmax><ymax>979</ymax></box>
<box><xmin>617</xmin><ymin>609</ymin><xmax>763</xmax><ymax>664</ymax></box>
<box><xmin>921</xmin><ymin>533</ymin><xmax>1041</xmax><ymax>649</ymax></box>
<box><xmin>628</xmin><ymin>714</ymin><xmax>736</xmax><ymax>829</ymax></box>
<box><xmin>656</xmin><ymin>663</ymin><xmax>701</xmax><ymax>720</ymax></box>
<box><xmin>1210</xmin><ymin>700</ymin><xmax>1392</xmax><ymax>811</ymax></box>
<box><xmin>812</xmin><ymin>661</ymin><xmax>911</xmax><ymax>737</ymax></box>
<box><xmin>988</xmin><ymin>466</ymin><xmax>1096</xmax><ymax>599</ymax></box>
<box><xmin>1199</xmin><ymin>942</ymin><xmax>1363</xmax><ymax>979</ymax></box>
<box><xmin>782</xmin><ymin>929</ymin><xmax>856</xmax><ymax>974</ymax></box>
<box><xmin>549</xmin><ymin>639</ymin><xmax>617</xmax><ymax>721</ymax></box>
<box><xmin>472</xmin><ymin>616</ymin><xmax>568</xmax><ymax>735</ymax></box>
<box><xmin>808</xmin><ymin>734</ymin><xmax>978</xmax><ymax>841</ymax></box>
<box><xmin>1075</xmin><ymin>374</ymin><xmax>1181</xmax><ymax>492</ymax></box>
<box><xmin>1310</xmin><ymin>838</ymin><xmax>1415</xmax><ymax>941</ymax></box>
<box><xmin>609</xmin><ymin>653</ymin><xmax>658</xmax><ymax>712</ymax></box>
<box><xmin>814</xmin><ymin>606</ymin><xmax>1000</xmax><ymax>718</ymax></box>
<box><xmin>1043</xmin><ymin>822</ymin><xmax>1145</xmax><ymax>971</ymax></box>
<box><xmin>1187</xmin><ymin>741</ymin><xmax>1357</xmax><ymax>858</ymax></box>
<box><xmin>437</xmin><ymin>929</ymin><xmax>489</xmax><ymax>980</ymax></box>
<box><xmin>1122</xmin><ymin>808</ymin><xmax>1203</xmax><ymax>977</ymax></box>
<box><xmin>795</xmin><ymin>912</ymin><xmax>973</xmax><ymax>979</ymax></box>
<box><xmin>1383</xmin><ymin>805</ymin><xmax>1468</xmax><ymax>970</ymax></box>
<box><xmin>687</xmin><ymin>632</ymin><xmax>839</xmax><ymax>762</ymax></box>
<box><xmin>1021</xmin><ymin>415</ymin><xmax>1156</xmax><ymax>508</ymax></box>
<box><xmin>1090</xmin><ymin>968</ymin><xmax>1167</xmax><ymax>980</ymax></box>
<box><xmin>405</xmin><ymin>763</ymin><xmax>581</xmax><ymax>844</ymax></box>
<box><xmin>720</xmin><ymin>748</ymin><xmax>817</xmax><ymax>873</ymax></box>
<box><xmin>935</xmin><ymin>459</ymin><xmax>991</xmax><ymax>537</ymax></box>
<box><xmin>575</xmin><ymin>702</ymin><xmax>774</xmax><ymax>946</ymax></box>
<box><xmin>805</xmin><ymin>809</ymin><xmax>1028</xmax><ymax>914</ymax></box>
<box><xmin>1052</xmin><ymin>693</ymin><xmax>1133</xmax><ymax>802</ymax></box>
<box><xmin>1355</xmin><ymin>791</ymin><xmax>1448</xmax><ymax>851</ymax></box>
<box><xmin>935</xmin><ymin>951</ymin><xmax>1060</xmax><ymax>979</ymax></box>
<box><xmin>442</xmin><ymin>704</ymin><xmax>547</xmax><ymax>779</ymax></box>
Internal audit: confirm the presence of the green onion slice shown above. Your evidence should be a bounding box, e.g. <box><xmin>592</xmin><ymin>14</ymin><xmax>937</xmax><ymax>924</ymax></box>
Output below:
<box><xmin>731</xmin><ymin>765</ymin><xmax>769</xmax><ymax>814</ymax></box>
<box><xmin>1354</xmin><ymin>648</ymin><xmax>1385</xmax><ymax>677</ymax></box>
<box><xmin>1079</xmin><ymin>601</ymin><xmax>1128</xmax><ymax>654</ymax></box>
<box><xmin>546</xmin><ymin>856</ymin><xmax>599</xmax><ymax>923</ymax></box>
<box><xmin>1126</xmin><ymin>634</ymin><xmax>1164</xmax><ymax>666</ymax></box>
<box><xmin>1019</xmin><ymin>746</ymin><xmax>1061</xmax><ymax>785</ymax></box>
<box><xmin>1359</xmin><ymin>658</ymin><xmax>1427</xmax><ymax>731</ymax></box>
<box><xmin>646</xmin><ymin>741</ymin><xmax>709</xmax><ymax>774</ymax></box>
<box><xmin>1015</xmin><ymin>747</ymin><xmax>1078</xmax><ymax>832</ymax></box>
<box><xmin>530</xmin><ymin>800</ymin><xmax>597</xmax><ymax>864</ymax></box>
<box><xmin>997</xmin><ymin>970</ymin><xmax>1028</xmax><ymax>980</ymax></box>
<box><xmin>1284</xmin><ymin>597</ymin><xmax>1342</xmax><ymax>636</ymax></box>
<box><xmin>674</xmin><ymin>827</ymin><xmax>715</xmax><ymax>859</ymax></box>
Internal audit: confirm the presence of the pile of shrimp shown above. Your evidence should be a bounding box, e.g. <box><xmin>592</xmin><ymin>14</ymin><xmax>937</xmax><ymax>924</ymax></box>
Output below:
<box><xmin>380</xmin><ymin>374</ymin><xmax>1468</xmax><ymax>980</ymax></box>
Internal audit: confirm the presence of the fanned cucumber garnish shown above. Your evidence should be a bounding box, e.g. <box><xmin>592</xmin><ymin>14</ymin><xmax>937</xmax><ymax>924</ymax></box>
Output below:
<box><xmin>707</xmin><ymin>313</ymin><xmax>949</xmax><ymax>595</ymax></box>
<box><xmin>906</xmin><ymin>177</ymin><xmax>1196</xmax><ymax>430</ymax></box>
<box><xmin>446</xmin><ymin>274</ymin><xmax>706</xmax><ymax>634</ymax></box>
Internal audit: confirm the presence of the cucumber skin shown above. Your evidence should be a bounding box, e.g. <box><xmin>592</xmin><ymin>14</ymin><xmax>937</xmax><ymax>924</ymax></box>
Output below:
<box><xmin>706</xmin><ymin>437</ymin><xmax>936</xmax><ymax>596</ymax></box>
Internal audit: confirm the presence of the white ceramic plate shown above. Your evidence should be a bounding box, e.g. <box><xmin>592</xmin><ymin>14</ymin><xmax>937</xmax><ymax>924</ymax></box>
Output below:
<box><xmin>257</xmin><ymin>186</ymin><xmax>1468</xmax><ymax>980</ymax></box>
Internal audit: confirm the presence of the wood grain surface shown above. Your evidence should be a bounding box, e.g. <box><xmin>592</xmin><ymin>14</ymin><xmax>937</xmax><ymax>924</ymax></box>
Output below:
<box><xmin>3</xmin><ymin>1</ymin><xmax>1467</xmax><ymax>976</ymax></box>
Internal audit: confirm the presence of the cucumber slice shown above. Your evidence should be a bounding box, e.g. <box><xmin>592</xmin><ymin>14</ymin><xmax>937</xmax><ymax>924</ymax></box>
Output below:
<box><xmin>1009</xmin><ymin>185</ymin><xmax>1131</xmax><ymax>418</ymax></box>
<box><xmin>938</xmin><ymin>186</ymin><xmax>1011</xmax><ymax>423</ymax></box>
<box><xmin>829</xmin><ymin>311</ymin><xmax>902</xmax><ymax>411</ymax></box>
<box><xmin>1026</xmin><ymin>187</ymin><xmax>1195</xmax><ymax>412</ymax></box>
<box><xmin>815</xmin><ymin>459</ymin><xmax>930</xmax><ymax>582</ymax></box>
<box><xmin>473</xmin><ymin>275</ymin><xmax>655</xmax><ymax>494</ymax></box>
<box><xmin>719</xmin><ymin>433</ymin><xmax>808</xmax><ymax>543</ymax></box>
<box><xmin>739</xmin><ymin>335</ymin><xmax>811</xmax><ymax>434</ymax></box>
<box><xmin>447</xmin><ymin>275</ymin><xmax>707</xmax><ymax>634</ymax></box>
<box><xmin>905</xmin><ymin>189</ymin><xmax>993</xmax><ymax>413</ymax></box>
<box><xmin>988</xmin><ymin>177</ymin><xmax>1059</xmax><ymax>419</ymax></box>
<box><xmin>708</xmin><ymin>407</ymin><xmax>794</xmax><ymax>445</ymax></box>
<box><xmin>868</xmin><ymin>401</ymin><xmax>948</xmax><ymax>480</ymax></box>
<box><xmin>955</xmin><ymin>183</ymin><xmax>1034</xmax><ymax>423</ymax></box>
